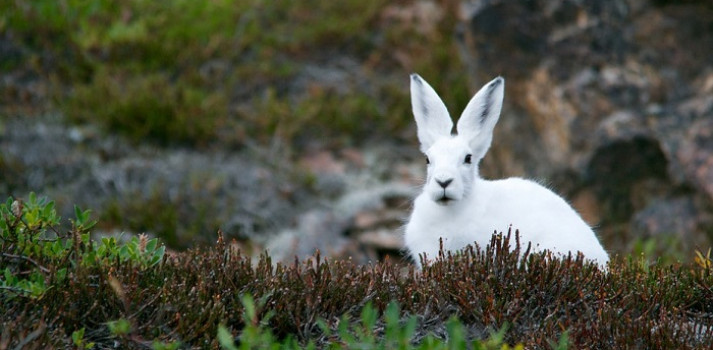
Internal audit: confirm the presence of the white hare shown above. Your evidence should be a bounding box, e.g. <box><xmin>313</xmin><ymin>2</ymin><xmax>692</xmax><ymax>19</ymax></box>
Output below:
<box><xmin>404</xmin><ymin>74</ymin><xmax>609</xmax><ymax>268</ymax></box>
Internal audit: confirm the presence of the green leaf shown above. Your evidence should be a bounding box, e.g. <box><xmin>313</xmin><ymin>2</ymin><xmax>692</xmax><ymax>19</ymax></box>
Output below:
<box><xmin>446</xmin><ymin>317</ymin><xmax>466</xmax><ymax>350</ymax></box>
<box><xmin>56</xmin><ymin>268</ymin><xmax>67</xmax><ymax>282</ymax></box>
<box><xmin>74</xmin><ymin>205</ymin><xmax>84</xmax><ymax>223</ymax></box>
<box><xmin>403</xmin><ymin>316</ymin><xmax>418</xmax><ymax>344</ymax></box>
<box><xmin>242</xmin><ymin>293</ymin><xmax>256</xmax><ymax>324</ymax></box>
<box><xmin>316</xmin><ymin>319</ymin><xmax>331</xmax><ymax>337</ymax></box>
<box><xmin>119</xmin><ymin>245</ymin><xmax>129</xmax><ymax>260</ymax></box>
<box><xmin>84</xmin><ymin>219</ymin><xmax>97</xmax><ymax>230</ymax></box>
<box><xmin>550</xmin><ymin>331</ymin><xmax>570</xmax><ymax>350</ymax></box>
<box><xmin>72</xmin><ymin>328</ymin><xmax>85</xmax><ymax>345</ymax></box>
<box><xmin>42</xmin><ymin>200</ymin><xmax>55</xmax><ymax>220</ymax></box>
<box><xmin>217</xmin><ymin>325</ymin><xmax>238</xmax><ymax>350</ymax></box>
<box><xmin>152</xmin><ymin>340</ymin><xmax>181</xmax><ymax>350</ymax></box>
<box><xmin>146</xmin><ymin>238</ymin><xmax>158</xmax><ymax>252</ymax></box>
<box><xmin>360</xmin><ymin>301</ymin><xmax>377</xmax><ymax>335</ymax></box>
<box><xmin>383</xmin><ymin>301</ymin><xmax>401</xmax><ymax>344</ymax></box>
<box><xmin>3</xmin><ymin>267</ymin><xmax>13</xmax><ymax>281</ymax></box>
<box><xmin>107</xmin><ymin>318</ymin><xmax>131</xmax><ymax>336</ymax></box>
<box><xmin>150</xmin><ymin>245</ymin><xmax>165</xmax><ymax>266</ymax></box>
<box><xmin>337</xmin><ymin>314</ymin><xmax>354</xmax><ymax>345</ymax></box>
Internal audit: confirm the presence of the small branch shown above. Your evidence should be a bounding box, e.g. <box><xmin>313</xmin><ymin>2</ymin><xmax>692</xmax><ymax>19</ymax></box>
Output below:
<box><xmin>1</xmin><ymin>253</ymin><xmax>50</xmax><ymax>273</ymax></box>
<box><xmin>0</xmin><ymin>285</ymin><xmax>29</xmax><ymax>296</ymax></box>
<box><xmin>12</xmin><ymin>322</ymin><xmax>46</xmax><ymax>350</ymax></box>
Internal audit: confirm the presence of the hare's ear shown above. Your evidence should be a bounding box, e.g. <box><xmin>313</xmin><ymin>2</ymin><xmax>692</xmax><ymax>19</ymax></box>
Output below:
<box><xmin>410</xmin><ymin>74</ymin><xmax>453</xmax><ymax>153</ymax></box>
<box><xmin>456</xmin><ymin>77</ymin><xmax>504</xmax><ymax>161</ymax></box>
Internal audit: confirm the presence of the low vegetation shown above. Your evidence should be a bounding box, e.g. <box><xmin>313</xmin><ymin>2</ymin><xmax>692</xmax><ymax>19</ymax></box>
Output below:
<box><xmin>2</xmin><ymin>193</ymin><xmax>713</xmax><ymax>348</ymax></box>
<box><xmin>1</xmin><ymin>0</ymin><xmax>469</xmax><ymax>149</ymax></box>
<box><xmin>0</xmin><ymin>0</ymin><xmax>478</xmax><ymax>251</ymax></box>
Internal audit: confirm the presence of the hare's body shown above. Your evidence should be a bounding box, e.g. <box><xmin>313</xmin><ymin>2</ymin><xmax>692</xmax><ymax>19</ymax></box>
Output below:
<box><xmin>406</xmin><ymin>177</ymin><xmax>609</xmax><ymax>265</ymax></box>
<box><xmin>405</xmin><ymin>74</ymin><xmax>608</xmax><ymax>268</ymax></box>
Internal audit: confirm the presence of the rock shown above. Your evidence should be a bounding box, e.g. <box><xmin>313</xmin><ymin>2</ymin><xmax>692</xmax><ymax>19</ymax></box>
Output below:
<box><xmin>460</xmin><ymin>0</ymin><xmax>713</xmax><ymax>249</ymax></box>
<box><xmin>676</xmin><ymin>118</ymin><xmax>713</xmax><ymax>201</ymax></box>
<box><xmin>630</xmin><ymin>196</ymin><xmax>710</xmax><ymax>251</ymax></box>
<box><xmin>299</xmin><ymin>150</ymin><xmax>346</xmax><ymax>175</ymax></box>
<box><xmin>0</xmin><ymin>115</ymin><xmax>315</xmax><ymax>246</ymax></box>
<box><xmin>570</xmin><ymin>188</ymin><xmax>601</xmax><ymax>227</ymax></box>
<box><xmin>631</xmin><ymin>197</ymin><xmax>697</xmax><ymax>237</ymax></box>
<box><xmin>265</xmin><ymin>209</ymin><xmax>356</xmax><ymax>263</ymax></box>
<box><xmin>357</xmin><ymin>229</ymin><xmax>403</xmax><ymax>251</ymax></box>
<box><xmin>266</xmin><ymin>177</ymin><xmax>416</xmax><ymax>264</ymax></box>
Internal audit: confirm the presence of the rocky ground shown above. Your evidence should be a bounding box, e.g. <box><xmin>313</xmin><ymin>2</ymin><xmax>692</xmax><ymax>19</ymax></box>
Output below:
<box><xmin>1</xmin><ymin>0</ymin><xmax>712</xmax><ymax>264</ymax></box>
<box><xmin>0</xmin><ymin>113</ymin><xmax>423</xmax><ymax>263</ymax></box>
<box><xmin>461</xmin><ymin>0</ymin><xmax>713</xmax><ymax>254</ymax></box>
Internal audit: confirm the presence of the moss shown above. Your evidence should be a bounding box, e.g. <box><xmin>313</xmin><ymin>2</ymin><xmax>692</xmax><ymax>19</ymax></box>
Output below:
<box><xmin>64</xmin><ymin>68</ymin><xmax>226</xmax><ymax>146</ymax></box>
<box><xmin>3</xmin><ymin>0</ymin><xmax>470</xmax><ymax>149</ymax></box>
<box><xmin>245</xmin><ymin>87</ymin><xmax>387</xmax><ymax>148</ymax></box>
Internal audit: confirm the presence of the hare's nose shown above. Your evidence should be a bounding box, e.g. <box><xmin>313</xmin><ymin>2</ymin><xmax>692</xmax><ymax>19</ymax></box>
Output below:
<box><xmin>436</xmin><ymin>178</ymin><xmax>453</xmax><ymax>189</ymax></box>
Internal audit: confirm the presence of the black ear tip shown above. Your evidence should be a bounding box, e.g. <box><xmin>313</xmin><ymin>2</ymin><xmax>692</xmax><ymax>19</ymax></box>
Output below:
<box><xmin>410</xmin><ymin>73</ymin><xmax>422</xmax><ymax>83</ymax></box>
<box><xmin>492</xmin><ymin>77</ymin><xmax>504</xmax><ymax>86</ymax></box>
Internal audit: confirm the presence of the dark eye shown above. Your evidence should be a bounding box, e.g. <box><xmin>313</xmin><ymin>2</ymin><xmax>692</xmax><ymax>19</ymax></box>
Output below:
<box><xmin>464</xmin><ymin>154</ymin><xmax>472</xmax><ymax>164</ymax></box>
<box><xmin>426</xmin><ymin>156</ymin><xmax>430</xmax><ymax>165</ymax></box>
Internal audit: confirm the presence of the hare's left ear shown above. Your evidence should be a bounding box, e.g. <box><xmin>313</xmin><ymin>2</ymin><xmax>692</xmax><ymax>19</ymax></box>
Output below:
<box><xmin>456</xmin><ymin>77</ymin><xmax>504</xmax><ymax>161</ymax></box>
<box><xmin>410</xmin><ymin>74</ymin><xmax>453</xmax><ymax>153</ymax></box>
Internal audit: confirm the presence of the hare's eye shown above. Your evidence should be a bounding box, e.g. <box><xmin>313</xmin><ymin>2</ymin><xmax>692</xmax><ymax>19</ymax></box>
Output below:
<box><xmin>426</xmin><ymin>156</ymin><xmax>430</xmax><ymax>165</ymax></box>
<box><xmin>464</xmin><ymin>154</ymin><xmax>472</xmax><ymax>164</ymax></box>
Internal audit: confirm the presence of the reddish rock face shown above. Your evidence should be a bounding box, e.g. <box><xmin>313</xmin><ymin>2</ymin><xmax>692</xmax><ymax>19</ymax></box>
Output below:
<box><xmin>460</xmin><ymin>1</ymin><xmax>713</xmax><ymax>248</ymax></box>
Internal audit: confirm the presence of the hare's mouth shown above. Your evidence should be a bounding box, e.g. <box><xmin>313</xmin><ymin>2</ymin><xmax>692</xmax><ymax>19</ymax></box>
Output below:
<box><xmin>435</xmin><ymin>195</ymin><xmax>454</xmax><ymax>205</ymax></box>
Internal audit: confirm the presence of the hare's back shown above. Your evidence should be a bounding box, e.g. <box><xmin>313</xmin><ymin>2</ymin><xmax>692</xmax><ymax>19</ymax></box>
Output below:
<box><xmin>481</xmin><ymin>177</ymin><xmax>592</xmax><ymax>236</ymax></box>
<box><xmin>482</xmin><ymin>178</ymin><xmax>607</xmax><ymax>259</ymax></box>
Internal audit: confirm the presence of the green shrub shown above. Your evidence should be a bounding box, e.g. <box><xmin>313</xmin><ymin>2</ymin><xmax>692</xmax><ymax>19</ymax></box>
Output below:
<box><xmin>4</xmin><ymin>193</ymin><xmax>712</xmax><ymax>348</ymax></box>
<box><xmin>0</xmin><ymin>193</ymin><xmax>165</xmax><ymax>300</ymax></box>
<box><xmin>71</xmin><ymin>327</ymin><xmax>96</xmax><ymax>350</ymax></box>
<box><xmin>217</xmin><ymin>296</ymin><xmax>529</xmax><ymax>349</ymax></box>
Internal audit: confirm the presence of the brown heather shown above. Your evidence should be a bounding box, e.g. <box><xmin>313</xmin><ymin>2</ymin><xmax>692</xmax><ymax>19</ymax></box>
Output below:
<box><xmin>2</xmin><ymin>230</ymin><xmax>713</xmax><ymax>349</ymax></box>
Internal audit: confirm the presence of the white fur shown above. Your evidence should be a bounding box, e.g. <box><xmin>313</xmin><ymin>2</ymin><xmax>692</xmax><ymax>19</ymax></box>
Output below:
<box><xmin>405</xmin><ymin>74</ymin><xmax>609</xmax><ymax>268</ymax></box>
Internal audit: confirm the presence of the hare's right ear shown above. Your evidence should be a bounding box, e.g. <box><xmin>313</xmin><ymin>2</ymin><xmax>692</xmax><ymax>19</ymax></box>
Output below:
<box><xmin>456</xmin><ymin>77</ymin><xmax>504</xmax><ymax>161</ymax></box>
<box><xmin>410</xmin><ymin>74</ymin><xmax>453</xmax><ymax>153</ymax></box>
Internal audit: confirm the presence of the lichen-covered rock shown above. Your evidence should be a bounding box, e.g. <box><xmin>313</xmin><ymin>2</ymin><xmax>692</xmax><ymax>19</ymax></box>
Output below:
<box><xmin>0</xmin><ymin>116</ymin><xmax>314</xmax><ymax>247</ymax></box>
<box><xmin>460</xmin><ymin>0</ymin><xmax>713</xmax><ymax>246</ymax></box>
<box><xmin>266</xmin><ymin>181</ymin><xmax>416</xmax><ymax>264</ymax></box>
<box><xmin>630</xmin><ymin>197</ymin><xmax>707</xmax><ymax>249</ymax></box>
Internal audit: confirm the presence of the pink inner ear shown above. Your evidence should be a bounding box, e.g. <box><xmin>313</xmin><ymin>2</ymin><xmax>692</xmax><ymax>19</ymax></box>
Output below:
<box><xmin>455</xmin><ymin>77</ymin><xmax>504</xmax><ymax>162</ymax></box>
<box><xmin>411</xmin><ymin>74</ymin><xmax>454</xmax><ymax>152</ymax></box>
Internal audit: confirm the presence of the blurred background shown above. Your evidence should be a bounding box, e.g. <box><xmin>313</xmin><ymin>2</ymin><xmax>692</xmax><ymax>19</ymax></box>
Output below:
<box><xmin>1</xmin><ymin>0</ymin><xmax>712</xmax><ymax>264</ymax></box>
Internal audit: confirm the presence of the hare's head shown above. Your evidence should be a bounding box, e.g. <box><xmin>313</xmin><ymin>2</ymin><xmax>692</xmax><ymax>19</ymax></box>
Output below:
<box><xmin>410</xmin><ymin>74</ymin><xmax>504</xmax><ymax>206</ymax></box>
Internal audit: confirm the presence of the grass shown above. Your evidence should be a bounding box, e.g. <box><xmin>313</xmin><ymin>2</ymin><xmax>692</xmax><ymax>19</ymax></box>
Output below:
<box><xmin>1</xmin><ymin>0</ymin><xmax>469</xmax><ymax>149</ymax></box>
<box><xmin>65</xmin><ymin>68</ymin><xmax>226</xmax><ymax>146</ymax></box>
<box><xmin>2</xmin><ymin>193</ymin><xmax>713</xmax><ymax>348</ymax></box>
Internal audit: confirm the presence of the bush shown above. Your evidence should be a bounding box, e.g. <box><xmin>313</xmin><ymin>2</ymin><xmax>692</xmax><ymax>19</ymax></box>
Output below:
<box><xmin>2</xmin><ymin>194</ymin><xmax>713</xmax><ymax>348</ymax></box>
